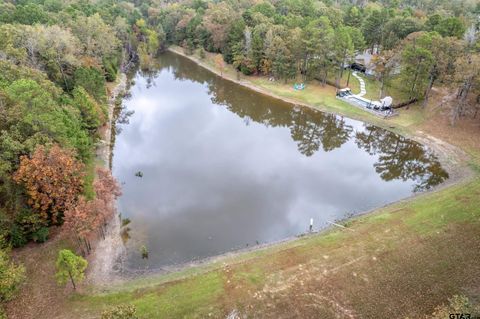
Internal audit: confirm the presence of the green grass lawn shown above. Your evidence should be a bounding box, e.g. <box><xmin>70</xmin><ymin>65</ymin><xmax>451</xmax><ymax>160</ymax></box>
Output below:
<box><xmin>70</xmin><ymin>272</ymin><xmax>225</xmax><ymax>318</ymax></box>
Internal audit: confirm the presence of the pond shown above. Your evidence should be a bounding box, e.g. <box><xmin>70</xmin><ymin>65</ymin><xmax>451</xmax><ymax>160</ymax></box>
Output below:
<box><xmin>112</xmin><ymin>51</ymin><xmax>448</xmax><ymax>272</ymax></box>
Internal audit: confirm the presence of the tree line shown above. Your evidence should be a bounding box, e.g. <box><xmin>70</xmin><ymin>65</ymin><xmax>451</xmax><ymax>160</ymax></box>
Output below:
<box><xmin>137</xmin><ymin>0</ymin><xmax>478</xmax><ymax>121</ymax></box>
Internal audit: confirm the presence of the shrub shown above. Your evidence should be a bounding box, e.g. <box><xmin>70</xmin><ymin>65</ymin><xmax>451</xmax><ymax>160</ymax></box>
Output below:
<box><xmin>15</xmin><ymin>208</ymin><xmax>46</xmax><ymax>240</ymax></box>
<box><xmin>428</xmin><ymin>295</ymin><xmax>479</xmax><ymax>318</ymax></box>
<box><xmin>9</xmin><ymin>225</ymin><xmax>27</xmax><ymax>248</ymax></box>
<box><xmin>31</xmin><ymin>227</ymin><xmax>49</xmax><ymax>243</ymax></box>
<box><xmin>101</xmin><ymin>305</ymin><xmax>138</xmax><ymax>319</ymax></box>
<box><xmin>198</xmin><ymin>48</ymin><xmax>206</xmax><ymax>59</ymax></box>
<box><xmin>121</xmin><ymin>218</ymin><xmax>131</xmax><ymax>227</ymax></box>
<box><xmin>0</xmin><ymin>245</ymin><xmax>25</xmax><ymax>302</ymax></box>
<box><xmin>240</xmin><ymin>63</ymin><xmax>254</xmax><ymax>75</ymax></box>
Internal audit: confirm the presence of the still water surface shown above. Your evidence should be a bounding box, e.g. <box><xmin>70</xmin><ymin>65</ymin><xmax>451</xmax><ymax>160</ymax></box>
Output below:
<box><xmin>112</xmin><ymin>52</ymin><xmax>448</xmax><ymax>271</ymax></box>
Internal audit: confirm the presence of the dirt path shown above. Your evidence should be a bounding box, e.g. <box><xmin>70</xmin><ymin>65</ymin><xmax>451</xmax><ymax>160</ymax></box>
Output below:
<box><xmin>6</xmin><ymin>233</ymin><xmax>71</xmax><ymax>319</ymax></box>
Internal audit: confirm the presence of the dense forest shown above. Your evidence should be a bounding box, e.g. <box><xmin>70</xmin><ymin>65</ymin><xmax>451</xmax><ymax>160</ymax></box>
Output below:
<box><xmin>0</xmin><ymin>0</ymin><xmax>478</xmax><ymax>315</ymax></box>
<box><xmin>0</xmin><ymin>0</ymin><xmax>143</xmax><ymax>313</ymax></box>
<box><xmin>143</xmin><ymin>0</ymin><xmax>479</xmax><ymax>116</ymax></box>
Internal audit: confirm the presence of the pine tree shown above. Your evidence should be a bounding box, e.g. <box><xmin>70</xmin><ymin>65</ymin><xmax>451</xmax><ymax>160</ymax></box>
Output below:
<box><xmin>55</xmin><ymin>249</ymin><xmax>87</xmax><ymax>290</ymax></box>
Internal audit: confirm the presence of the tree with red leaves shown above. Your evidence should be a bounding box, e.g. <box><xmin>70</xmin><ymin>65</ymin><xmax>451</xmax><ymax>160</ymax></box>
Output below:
<box><xmin>13</xmin><ymin>144</ymin><xmax>84</xmax><ymax>225</ymax></box>
<box><xmin>63</xmin><ymin>167</ymin><xmax>121</xmax><ymax>255</ymax></box>
<box><xmin>93</xmin><ymin>167</ymin><xmax>122</xmax><ymax>239</ymax></box>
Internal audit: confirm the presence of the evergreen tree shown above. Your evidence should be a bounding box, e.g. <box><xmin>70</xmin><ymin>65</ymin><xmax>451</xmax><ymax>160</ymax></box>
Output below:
<box><xmin>55</xmin><ymin>249</ymin><xmax>87</xmax><ymax>290</ymax></box>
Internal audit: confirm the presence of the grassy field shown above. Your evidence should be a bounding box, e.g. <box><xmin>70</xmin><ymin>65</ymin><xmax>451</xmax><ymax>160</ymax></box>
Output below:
<box><xmin>62</xmin><ymin>176</ymin><xmax>480</xmax><ymax>318</ymax></box>
<box><xmin>8</xmin><ymin>47</ymin><xmax>480</xmax><ymax>319</ymax></box>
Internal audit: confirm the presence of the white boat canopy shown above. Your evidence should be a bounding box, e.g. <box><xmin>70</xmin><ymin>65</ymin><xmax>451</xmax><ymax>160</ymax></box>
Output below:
<box><xmin>380</xmin><ymin>96</ymin><xmax>393</xmax><ymax>107</ymax></box>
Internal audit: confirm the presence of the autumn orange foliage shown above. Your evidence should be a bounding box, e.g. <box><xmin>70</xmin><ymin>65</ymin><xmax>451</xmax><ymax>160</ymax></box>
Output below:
<box><xmin>13</xmin><ymin>145</ymin><xmax>84</xmax><ymax>225</ymax></box>
<box><xmin>63</xmin><ymin>167</ymin><xmax>121</xmax><ymax>254</ymax></box>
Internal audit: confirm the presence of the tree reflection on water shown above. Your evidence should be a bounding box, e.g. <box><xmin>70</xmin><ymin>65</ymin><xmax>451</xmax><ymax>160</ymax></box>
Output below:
<box><xmin>355</xmin><ymin>125</ymin><xmax>448</xmax><ymax>192</ymax></box>
<box><xmin>121</xmin><ymin>52</ymin><xmax>448</xmax><ymax>192</ymax></box>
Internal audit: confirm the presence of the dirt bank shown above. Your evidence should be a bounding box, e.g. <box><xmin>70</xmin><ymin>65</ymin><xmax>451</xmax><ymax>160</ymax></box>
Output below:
<box><xmin>96</xmin><ymin>73</ymin><xmax>127</xmax><ymax>167</ymax></box>
<box><xmin>88</xmin><ymin>73</ymin><xmax>128</xmax><ymax>287</ymax></box>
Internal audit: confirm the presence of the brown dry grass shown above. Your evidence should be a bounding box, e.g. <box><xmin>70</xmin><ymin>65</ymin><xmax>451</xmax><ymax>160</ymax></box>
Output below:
<box><xmin>412</xmin><ymin>88</ymin><xmax>480</xmax><ymax>153</ymax></box>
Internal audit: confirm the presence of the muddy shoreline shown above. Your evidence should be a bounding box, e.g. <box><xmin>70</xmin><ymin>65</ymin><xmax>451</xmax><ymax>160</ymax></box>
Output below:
<box><xmin>88</xmin><ymin>49</ymin><xmax>472</xmax><ymax>288</ymax></box>
<box><xmin>88</xmin><ymin>73</ymin><xmax>127</xmax><ymax>287</ymax></box>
